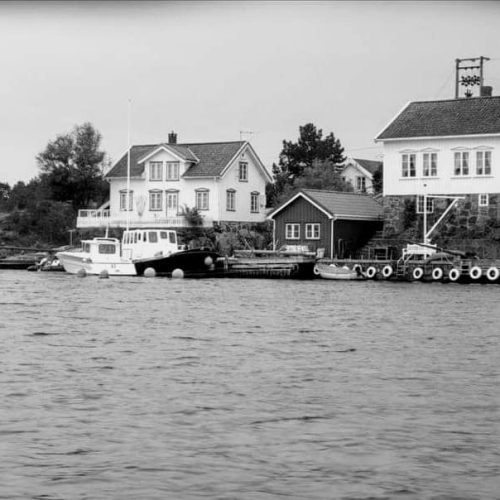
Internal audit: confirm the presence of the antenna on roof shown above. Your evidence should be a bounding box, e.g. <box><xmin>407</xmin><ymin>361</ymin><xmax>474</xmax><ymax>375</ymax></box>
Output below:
<box><xmin>455</xmin><ymin>56</ymin><xmax>490</xmax><ymax>98</ymax></box>
<box><xmin>239</xmin><ymin>130</ymin><xmax>255</xmax><ymax>141</ymax></box>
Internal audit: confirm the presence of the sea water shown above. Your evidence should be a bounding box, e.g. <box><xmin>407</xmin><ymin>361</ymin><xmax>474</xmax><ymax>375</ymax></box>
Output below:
<box><xmin>1</xmin><ymin>271</ymin><xmax>499</xmax><ymax>499</ymax></box>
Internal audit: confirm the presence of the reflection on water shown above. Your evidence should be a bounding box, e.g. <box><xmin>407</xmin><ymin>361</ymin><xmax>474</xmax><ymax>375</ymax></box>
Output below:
<box><xmin>1</xmin><ymin>271</ymin><xmax>499</xmax><ymax>499</ymax></box>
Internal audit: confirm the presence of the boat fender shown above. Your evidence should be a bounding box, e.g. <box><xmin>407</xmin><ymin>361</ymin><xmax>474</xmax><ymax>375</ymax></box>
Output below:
<box><xmin>448</xmin><ymin>268</ymin><xmax>461</xmax><ymax>282</ymax></box>
<box><xmin>99</xmin><ymin>270</ymin><xmax>109</xmax><ymax>279</ymax></box>
<box><xmin>353</xmin><ymin>264</ymin><xmax>363</xmax><ymax>273</ymax></box>
<box><xmin>412</xmin><ymin>267</ymin><xmax>424</xmax><ymax>280</ymax></box>
<box><xmin>77</xmin><ymin>269</ymin><xmax>87</xmax><ymax>278</ymax></box>
<box><xmin>172</xmin><ymin>268</ymin><xmax>184</xmax><ymax>279</ymax></box>
<box><xmin>144</xmin><ymin>267</ymin><xmax>156</xmax><ymax>278</ymax></box>
<box><xmin>431</xmin><ymin>267</ymin><xmax>444</xmax><ymax>281</ymax></box>
<box><xmin>366</xmin><ymin>266</ymin><xmax>377</xmax><ymax>279</ymax></box>
<box><xmin>469</xmin><ymin>266</ymin><xmax>482</xmax><ymax>280</ymax></box>
<box><xmin>204</xmin><ymin>256</ymin><xmax>213</xmax><ymax>266</ymax></box>
<box><xmin>381</xmin><ymin>265</ymin><xmax>393</xmax><ymax>279</ymax></box>
<box><xmin>486</xmin><ymin>266</ymin><xmax>499</xmax><ymax>281</ymax></box>
<box><xmin>313</xmin><ymin>264</ymin><xmax>321</xmax><ymax>276</ymax></box>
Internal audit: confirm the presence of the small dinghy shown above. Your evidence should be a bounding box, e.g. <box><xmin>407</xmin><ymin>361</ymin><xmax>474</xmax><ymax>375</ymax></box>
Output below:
<box><xmin>314</xmin><ymin>263</ymin><xmax>366</xmax><ymax>280</ymax></box>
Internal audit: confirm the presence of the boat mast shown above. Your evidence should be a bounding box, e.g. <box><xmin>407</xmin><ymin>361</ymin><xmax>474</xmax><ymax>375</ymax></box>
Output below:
<box><xmin>126</xmin><ymin>98</ymin><xmax>132</xmax><ymax>232</ymax></box>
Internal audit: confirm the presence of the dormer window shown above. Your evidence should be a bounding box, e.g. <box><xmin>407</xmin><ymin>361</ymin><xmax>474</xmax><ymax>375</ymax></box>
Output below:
<box><xmin>150</xmin><ymin>161</ymin><xmax>163</xmax><ymax>181</ymax></box>
<box><xmin>239</xmin><ymin>162</ymin><xmax>248</xmax><ymax>182</ymax></box>
<box><xmin>166</xmin><ymin>161</ymin><xmax>180</xmax><ymax>181</ymax></box>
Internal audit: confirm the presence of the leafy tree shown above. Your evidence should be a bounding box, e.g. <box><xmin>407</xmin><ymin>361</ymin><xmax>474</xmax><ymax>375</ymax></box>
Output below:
<box><xmin>278</xmin><ymin>123</ymin><xmax>346</xmax><ymax>179</ymax></box>
<box><xmin>36</xmin><ymin>122</ymin><xmax>107</xmax><ymax>209</ymax></box>
<box><xmin>267</xmin><ymin>124</ymin><xmax>347</xmax><ymax>207</ymax></box>
<box><xmin>372</xmin><ymin>166</ymin><xmax>383</xmax><ymax>194</ymax></box>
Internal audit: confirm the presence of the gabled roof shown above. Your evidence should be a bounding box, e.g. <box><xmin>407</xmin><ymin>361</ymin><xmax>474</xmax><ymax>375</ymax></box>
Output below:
<box><xmin>350</xmin><ymin>158</ymin><xmax>382</xmax><ymax>175</ymax></box>
<box><xmin>268</xmin><ymin>189</ymin><xmax>384</xmax><ymax>221</ymax></box>
<box><xmin>106</xmin><ymin>141</ymin><xmax>247</xmax><ymax>178</ymax></box>
<box><xmin>376</xmin><ymin>96</ymin><xmax>500</xmax><ymax>141</ymax></box>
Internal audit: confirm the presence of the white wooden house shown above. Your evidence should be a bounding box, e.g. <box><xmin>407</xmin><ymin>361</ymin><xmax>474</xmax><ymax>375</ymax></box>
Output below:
<box><xmin>375</xmin><ymin>95</ymin><xmax>500</xmax><ymax>229</ymax></box>
<box><xmin>77</xmin><ymin>133</ymin><xmax>273</xmax><ymax>229</ymax></box>
<box><xmin>340</xmin><ymin>158</ymin><xmax>382</xmax><ymax>194</ymax></box>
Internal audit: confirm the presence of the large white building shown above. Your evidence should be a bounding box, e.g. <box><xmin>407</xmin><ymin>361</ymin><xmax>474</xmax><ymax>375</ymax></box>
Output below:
<box><xmin>77</xmin><ymin>133</ymin><xmax>273</xmax><ymax>229</ymax></box>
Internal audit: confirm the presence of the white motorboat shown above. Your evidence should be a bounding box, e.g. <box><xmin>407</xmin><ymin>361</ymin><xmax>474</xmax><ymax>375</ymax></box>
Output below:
<box><xmin>56</xmin><ymin>229</ymin><xmax>183</xmax><ymax>276</ymax></box>
<box><xmin>314</xmin><ymin>263</ymin><xmax>366</xmax><ymax>280</ymax></box>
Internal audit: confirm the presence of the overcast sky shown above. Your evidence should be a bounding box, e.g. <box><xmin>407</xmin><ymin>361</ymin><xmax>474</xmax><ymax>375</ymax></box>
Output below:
<box><xmin>1</xmin><ymin>0</ymin><xmax>499</xmax><ymax>185</ymax></box>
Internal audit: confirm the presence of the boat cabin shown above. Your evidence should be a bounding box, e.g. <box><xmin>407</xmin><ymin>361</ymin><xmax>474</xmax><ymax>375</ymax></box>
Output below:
<box><xmin>121</xmin><ymin>229</ymin><xmax>182</xmax><ymax>260</ymax></box>
<box><xmin>80</xmin><ymin>238</ymin><xmax>122</xmax><ymax>261</ymax></box>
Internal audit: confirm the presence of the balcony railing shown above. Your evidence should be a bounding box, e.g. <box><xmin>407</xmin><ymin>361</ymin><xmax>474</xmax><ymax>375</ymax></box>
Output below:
<box><xmin>76</xmin><ymin>209</ymin><xmax>212</xmax><ymax>229</ymax></box>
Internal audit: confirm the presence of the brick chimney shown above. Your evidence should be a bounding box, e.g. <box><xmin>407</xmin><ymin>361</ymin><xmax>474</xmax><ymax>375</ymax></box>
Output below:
<box><xmin>168</xmin><ymin>131</ymin><xmax>177</xmax><ymax>144</ymax></box>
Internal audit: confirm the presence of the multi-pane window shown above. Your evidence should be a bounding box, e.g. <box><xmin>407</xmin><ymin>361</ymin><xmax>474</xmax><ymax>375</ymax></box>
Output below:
<box><xmin>149</xmin><ymin>190</ymin><xmax>162</xmax><ymax>211</ymax></box>
<box><xmin>305</xmin><ymin>223</ymin><xmax>320</xmax><ymax>239</ymax></box>
<box><xmin>476</xmin><ymin>151</ymin><xmax>491</xmax><ymax>176</ymax></box>
<box><xmin>166</xmin><ymin>191</ymin><xmax>179</xmax><ymax>214</ymax></box>
<box><xmin>479</xmin><ymin>194</ymin><xmax>489</xmax><ymax>207</ymax></box>
<box><xmin>355</xmin><ymin>176</ymin><xmax>366</xmax><ymax>192</ymax></box>
<box><xmin>119</xmin><ymin>190</ymin><xmax>133</xmax><ymax>211</ymax></box>
<box><xmin>195</xmin><ymin>189</ymin><xmax>209</xmax><ymax>210</ymax></box>
<box><xmin>250</xmin><ymin>192</ymin><xmax>260</xmax><ymax>213</ymax></box>
<box><xmin>239</xmin><ymin>162</ymin><xmax>248</xmax><ymax>181</ymax></box>
<box><xmin>285</xmin><ymin>223</ymin><xmax>300</xmax><ymax>240</ymax></box>
<box><xmin>226</xmin><ymin>189</ymin><xmax>236</xmax><ymax>211</ymax></box>
<box><xmin>166</xmin><ymin>162</ymin><xmax>180</xmax><ymax>180</ymax></box>
<box><xmin>423</xmin><ymin>153</ymin><xmax>438</xmax><ymax>177</ymax></box>
<box><xmin>401</xmin><ymin>154</ymin><xmax>416</xmax><ymax>177</ymax></box>
<box><xmin>454</xmin><ymin>151</ymin><xmax>469</xmax><ymax>175</ymax></box>
<box><xmin>150</xmin><ymin>161</ymin><xmax>163</xmax><ymax>181</ymax></box>
<box><xmin>416</xmin><ymin>195</ymin><xmax>434</xmax><ymax>214</ymax></box>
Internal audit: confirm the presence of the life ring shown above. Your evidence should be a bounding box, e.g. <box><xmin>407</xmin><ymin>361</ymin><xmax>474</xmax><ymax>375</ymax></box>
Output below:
<box><xmin>366</xmin><ymin>266</ymin><xmax>377</xmax><ymax>279</ymax></box>
<box><xmin>448</xmin><ymin>268</ymin><xmax>461</xmax><ymax>282</ymax></box>
<box><xmin>469</xmin><ymin>266</ymin><xmax>482</xmax><ymax>280</ymax></box>
<box><xmin>313</xmin><ymin>264</ymin><xmax>320</xmax><ymax>276</ymax></box>
<box><xmin>353</xmin><ymin>264</ymin><xmax>363</xmax><ymax>273</ymax></box>
<box><xmin>412</xmin><ymin>267</ymin><xmax>424</xmax><ymax>280</ymax></box>
<box><xmin>486</xmin><ymin>266</ymin><xmax>499</xmax><ymax>281</ymax></box>
<box><xmin>431</xmin><ymin>267</ymin><xmax>443</xmax><ymax>281</ymax></box>
<box><xmin>381</xmin><ymin>265</ymin><xmax>393</xmax><ymax>279</ymax></box>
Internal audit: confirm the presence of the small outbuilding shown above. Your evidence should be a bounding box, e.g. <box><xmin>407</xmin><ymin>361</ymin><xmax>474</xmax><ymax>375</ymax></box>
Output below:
<box><xmin>267</xmin><ymin>189</ymin><xmax>384</xmax><ymax>259</ymax></box>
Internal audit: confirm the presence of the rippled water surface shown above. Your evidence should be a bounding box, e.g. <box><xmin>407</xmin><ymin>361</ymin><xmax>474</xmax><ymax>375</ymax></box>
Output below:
<box><xmin>1</xmin><ymin>271</ymin><xmax>499</xmax><ymax>499</ymax></box>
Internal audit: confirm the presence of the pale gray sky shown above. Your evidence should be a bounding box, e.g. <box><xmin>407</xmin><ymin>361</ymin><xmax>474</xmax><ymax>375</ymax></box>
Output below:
<box><xmin>1</xmin><ymin>0</ymin><xmax>499</xmax><ymax>185</ymax></box>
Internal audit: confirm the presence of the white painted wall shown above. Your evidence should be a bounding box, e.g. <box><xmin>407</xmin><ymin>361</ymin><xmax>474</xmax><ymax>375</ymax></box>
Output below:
<box><xmin>381</xmin><ymin>136</ymin><xmax>500</xmax><ymax>196</ymax></box>
<box><xmin>107</xmin><ymin>144</ymin><xmax>269</xmax><ymax>225</ymax></box>
<box><xmin>342</xmin><ymin>163</ymin><xmax>374</xmax><ymax>193</ymax></box>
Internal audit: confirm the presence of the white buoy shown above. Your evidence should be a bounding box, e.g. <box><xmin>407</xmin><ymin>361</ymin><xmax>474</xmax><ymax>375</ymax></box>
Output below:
<box><xmin>99</xmin><ymin>270</ymin><xmax>109</xmax><ymax>279</ymax></box>
<box><xmin>204</xmin><ymin>256</ymin><xmax>213</xmax><ymax>266</ymax></box>
<box><xmin>77</xmin><ymin>269</ymin><xmax>86</xmax><ymax>278</ymax></box>
<box><xmin>144</xmin><ymin>267</ymin><xmax>156</xmax><ymax>278</ymax></box>
<box><xmin>172</xmin><ymin>268</ymin><xmax>184</xmax><ymax>279</ymax></box>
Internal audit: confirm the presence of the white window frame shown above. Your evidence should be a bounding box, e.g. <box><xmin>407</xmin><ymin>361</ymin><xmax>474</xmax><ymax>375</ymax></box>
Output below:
<box><xmin>423</xmin><ymin>152</ymin><xmax>438</xmax><ymax>177</ymax></box>
<box><xmin>479</xmin><ymin>194</ymin><xmax>489</xmax><ymax>207</ymax></box>
<box><xmin>226</xmin><ymin>189</ymin><xmax>236</xmax><ymax>211</ymax></box>
<box><xmin>195</xmin><ymin>189</ymin><xmax>209</xmax><ymax>211</ymax></box>
<box><xmin>476</xmin><ymin>151</ymin><xmax>491</xmax><ymax>176</ymax></box>
<box><xmin>149</xmin><ymin>161</ymin><xmax>163</xmax><ymax>181</ymax></box>
<box><xmin>454</xmin><ymin>151</ymin><xmax>469</xmax><ymax>176</ymax></box>
<box><xmin>239</xmin><ymin>162</ymin><xmax>248</xmax><ymax>182</ymax></box>
<box><xmin>166</xmin><ymin>161</ymin><xmax>180</xmax><ymax>181</ymax></box>
<box><xmin>401</xmin><ymin>154</ymin><xmax>416</xmax><ymax>178</ymax></box>
<box><xmin>355</xmin><ymin>176</ymin><xmax>366</xmax><ymax>192</ymax></box>
<box><xmin>119</xmin><ymin>190</ymin><xmax>133</xmax><ymax>211</ymax></box>
<box><xmin>166</xmin><ymin>190</ymin><xmax>179</xmax><ymax>214</ymax></box>
<box><xmin>149</xmin><ymin>190</ymin><xmax>163</xmax><ymax>211</ymax></box>
<box><xmin>250</xmin><ymin>192</ymin><xmax>259</xmax><ymax>213</ymax></box>
<box><xmin>285</xmin><ymin>223</ymin><xmax>300</xmax><ymax>240</ymax></box>
<box><xmin>416</xmin><ymin>195</ymin><xmax>434</xmax><ymax>214</ymax></box>
<box><xmin>305</xmin><ymin>223</ymin><xmax>320</xmax><ymax>240</ymax></box>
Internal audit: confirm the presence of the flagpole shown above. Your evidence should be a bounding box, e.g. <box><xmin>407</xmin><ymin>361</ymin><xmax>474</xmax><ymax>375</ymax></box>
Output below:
<box><xmin>126</xmin><ymin>98</ymin><xmax>132</xmax><ymax>232</ymax></box>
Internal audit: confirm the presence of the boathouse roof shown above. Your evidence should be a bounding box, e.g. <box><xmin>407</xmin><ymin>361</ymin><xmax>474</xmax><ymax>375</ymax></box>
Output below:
<box><xmin>268</xmin><ymin>189</ymin><xmax>384</xmax><ymax>221</ymax></box>
<box><xmin>106</xmin><ymin>141</ymin><xmax>249</xmax><ymax>178</ymax></box>
<box><xmin>375</xmin><ymin>96</ymin><xmax>500</xmax><ymax>140</ymax></box>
